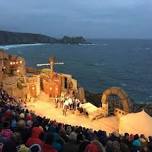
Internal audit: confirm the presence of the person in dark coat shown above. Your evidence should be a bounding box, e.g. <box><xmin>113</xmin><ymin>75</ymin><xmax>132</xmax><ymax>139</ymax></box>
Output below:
<box><xmin>43</xmin><ymin>133</ymin><xmax>57</xmax><ymax>152</ymax></box>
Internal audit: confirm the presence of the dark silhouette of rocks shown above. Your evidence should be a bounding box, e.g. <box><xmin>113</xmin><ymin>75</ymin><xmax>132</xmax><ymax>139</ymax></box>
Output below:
<box><xmin>0</xmin><ymin>30</ymin><xmax>87</xmax><ymax>45</ymax></box>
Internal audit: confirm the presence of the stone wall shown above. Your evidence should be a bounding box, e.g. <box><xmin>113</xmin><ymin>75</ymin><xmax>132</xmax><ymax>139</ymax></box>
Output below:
<box><xmin>26</xmin><ymin>75</ymin><xmax>40</xmax><ymax>98</ymax></box>
<box><xmin>2</xmin><ymin>76</ymin><xmax>27</xmax><ymax>99</ymax></box>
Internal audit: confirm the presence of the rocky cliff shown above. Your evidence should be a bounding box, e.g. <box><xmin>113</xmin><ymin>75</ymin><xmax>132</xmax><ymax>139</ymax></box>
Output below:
<box><xmin>0</xmin><ymin>30</ymin><xmax>87</xmax><ymax>45</ymax></box>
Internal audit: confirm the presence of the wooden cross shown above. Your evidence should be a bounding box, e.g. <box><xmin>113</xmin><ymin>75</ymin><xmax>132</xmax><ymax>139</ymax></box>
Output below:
<box><xmin>37</xmin><ymin>57</ymin><xmax>64</xmax><ymax>74</ymax></box>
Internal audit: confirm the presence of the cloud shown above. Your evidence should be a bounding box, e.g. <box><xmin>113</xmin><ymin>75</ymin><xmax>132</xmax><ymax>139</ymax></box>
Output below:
<box><xmin>0</xmin><ymin>0</ymin><xmax>152</xmax><ymax>38</ymax></box>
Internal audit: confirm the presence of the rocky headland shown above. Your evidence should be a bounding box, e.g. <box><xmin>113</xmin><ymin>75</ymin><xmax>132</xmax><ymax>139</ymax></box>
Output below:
<box><xmin>0</xmin><ymin>30</ymin><xmax>87</xmax><ymax>45</ymax></box>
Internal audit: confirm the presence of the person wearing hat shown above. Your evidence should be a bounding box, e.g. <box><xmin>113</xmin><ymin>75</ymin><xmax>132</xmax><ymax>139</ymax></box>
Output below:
<box><xmin>26</xmin><ymin>127</ymin><xmax>43</xmax><ymax>148</ymax></box>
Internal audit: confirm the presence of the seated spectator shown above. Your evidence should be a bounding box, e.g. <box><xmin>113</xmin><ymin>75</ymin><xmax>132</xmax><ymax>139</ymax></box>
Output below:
<box><xmin>66</xmin><ymin>125</ymin><xmax>72</xmax><ymax>135</ymax></box>
<box><xmin>147</xmin><ymin>143</ymin><xmax>152</xmax><ymax>152</ymax></box>
<box><xmin>78</xmin><ymin>141</ymin><xmax>90</xmax><ymax>152</ymax></box>
<box><xmin>77</xmin><ymin>132</ymin><xmax>84</xmax><ymax>144</ymax></box>
<box><xmin>59</xmin><ymin>125</ymin><xmax>68</xmax><ymax>142</ymax></box>
<box><xmin>112</xmin><ymin>141</ymin><xmax>120</xmax><ymax>152</ymax></box>
<box><xmin>2</xmin><ymin>132</ymin><xmax>22</xmax><ymax>152</ymax></box>
<box><xmin>140</xmin><ymin>134</ymin><xmax>148</xmax><ymax>146</ymax></box>
<box><xmin>120</xmin><ymin>142</ymin><xmax>130</xmax><ymax>152</ymax></box>
<box><xmin>62</xmin><ymin>130</ymin><xmax>79</xmax><ymax>152</ymax></box>
<box><xmin>26</xmin><ymin>120</ymin><xmax>33</xmax><ymax>128</ymax></box>
<box><xmin>0</xmin><ymin>89</ymin><xmax>151</xmax><ymax>152</ymax></box>
<box><xmin>132</xmin><ymin>134</ymin><xmax>141</xmax><ymax>152</ymax></box>
<box><xmin>11</xmin><ymin>118</ymin><xmax>17</xmax><ymax>131</ymax></box>
<box><xmin>105</xmin><ymin>140</ymin><xmax>113</xmax><ymax>152</ymax></box>
<box><xmin>96</xmin><ymin>130</ymin><xmax>107</xmax><ymax>146</ymax></box>
<box><xmin>4</xmin><ymin>109</ymin><xmax>12</xmax><ymax>120</ymax></box>
<box><xmin>0</xmin><ymin>121</ymin><xmax>13</xmax><ymax>139</ymax></box>
<box><xmin>26</xmin><ymin>127</ymin><xmax>43</xmax><ymax>147</ymax></box>
<box><xmin>26</xmin><ymin>113</ymin><xmax>32</xmax><ymax>121</ymax></box>
<box><xmin>84</xmin><ymin>139</ymin><xmax>105</xmax><ymax>152</ymax></box>
<box><xmin>43</xmin><ymin>133</ymin><xmax>57</xmax><ymax>152</ymax></box>
<box><xmin>122</xmin><ymin>133</ymin><xmax>130</xmax><ymax>146</ymax></box>
<box><xmin>69</xmin><ymin>131</ymin><xmax>77</xmax><ymax>143</ymax></box>
<box><xmin>52</xmin><ymin>132</ymin><xmax>65</xmax><ymax>152</ymax></box>
<box><xmin>19</xmin><ymin>113</ymin><xmax>25</xmax><ymax>119</ymax></box>
<box><xmin>16</xmin><ymin>119</ymin><xmax>31</xmax><ymax>144</ymax></box>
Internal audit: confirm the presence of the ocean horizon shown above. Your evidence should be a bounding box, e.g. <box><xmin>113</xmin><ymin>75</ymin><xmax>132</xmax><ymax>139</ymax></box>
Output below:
<box><xmin>1</xmin><ymin>39</ymin><xmax>152</xmax><ymax>103</ymax></box>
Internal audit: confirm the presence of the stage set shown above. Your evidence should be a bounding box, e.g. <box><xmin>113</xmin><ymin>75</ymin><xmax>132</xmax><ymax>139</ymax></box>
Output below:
<box><xmin>2</xmin><ymin>50</ymin><xmax>145</xmax><ymax>135</ymax></box>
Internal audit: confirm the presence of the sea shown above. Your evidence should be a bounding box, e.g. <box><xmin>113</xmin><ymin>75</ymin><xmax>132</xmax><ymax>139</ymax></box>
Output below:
<box><xmin>0</xmin><ymin>39</ymin><xmax>152</xmax><ymax>103</ymax></box>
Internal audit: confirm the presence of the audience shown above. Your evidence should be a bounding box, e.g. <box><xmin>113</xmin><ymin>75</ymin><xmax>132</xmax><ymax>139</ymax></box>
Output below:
<box><xmin>0</xmin><ymin>88</ymin><xmax>152</xmax><ymax>152</ymax></box>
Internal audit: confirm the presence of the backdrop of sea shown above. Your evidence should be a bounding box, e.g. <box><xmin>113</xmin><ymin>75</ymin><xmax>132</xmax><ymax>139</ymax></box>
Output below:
<box><xmin>1</xmin><ymin>39</ymin><xmax>152</xmax><ymax>103</ymax></box>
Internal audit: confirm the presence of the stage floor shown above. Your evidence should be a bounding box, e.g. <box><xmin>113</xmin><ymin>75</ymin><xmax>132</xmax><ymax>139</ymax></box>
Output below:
<box><xmin>26</xmin><ymin>93</ymin><xmax>119</xmax><ymax>133</ymax></box>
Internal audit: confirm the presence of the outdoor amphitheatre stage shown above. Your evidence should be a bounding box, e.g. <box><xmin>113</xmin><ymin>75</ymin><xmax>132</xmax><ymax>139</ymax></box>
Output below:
<box><xmin>0</xmin><ymin>50</ymin><xmax>122</xmax><ymax>133</ymax></box>
<box><xmin>3</xmin><ymin>50</ymin><xmax>152</xmax><ymax>136</ymax></box>
<box><xmin>26</xmin><ymin>92</ymin><xmax>119</xmax><ymax>133</ymax></box>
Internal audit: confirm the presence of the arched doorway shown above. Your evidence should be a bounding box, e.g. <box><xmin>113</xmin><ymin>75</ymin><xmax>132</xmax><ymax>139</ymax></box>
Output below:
<box><xmin>107</xmin><ymin>94</ymin><xmax>123</xmax><ymax>115</ymax></box>
<box><xmin>101</xmin><ymin>87</ymin><xmax>131</xmax><ymax>116</ymax></box>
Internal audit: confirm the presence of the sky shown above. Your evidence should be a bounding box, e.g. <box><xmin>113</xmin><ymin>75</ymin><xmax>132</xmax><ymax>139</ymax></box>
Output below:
<box><xmin>0</xmin><ymin>0</ymin><xmax>152</xmax><ymax>38</ymax></box>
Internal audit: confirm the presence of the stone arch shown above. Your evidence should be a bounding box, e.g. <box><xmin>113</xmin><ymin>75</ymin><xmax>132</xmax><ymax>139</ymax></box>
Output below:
<box><xmin>101</xmin><ymin>87</ymin><xmax>130</xmax><ymax>116</ymax></box>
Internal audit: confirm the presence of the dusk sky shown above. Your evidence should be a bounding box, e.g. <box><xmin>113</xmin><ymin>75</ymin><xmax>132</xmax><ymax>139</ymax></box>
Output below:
<box><xmin>0</xmin><ymin>0</ymin><xmax>152</xmax><ymax>38</ymax></box>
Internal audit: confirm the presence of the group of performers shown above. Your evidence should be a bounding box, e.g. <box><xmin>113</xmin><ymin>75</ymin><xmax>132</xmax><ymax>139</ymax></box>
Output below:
<box><xmin>54</xmin><ymin>93</ymin><xmax>82</xmax><ymax>116</ymax></box>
